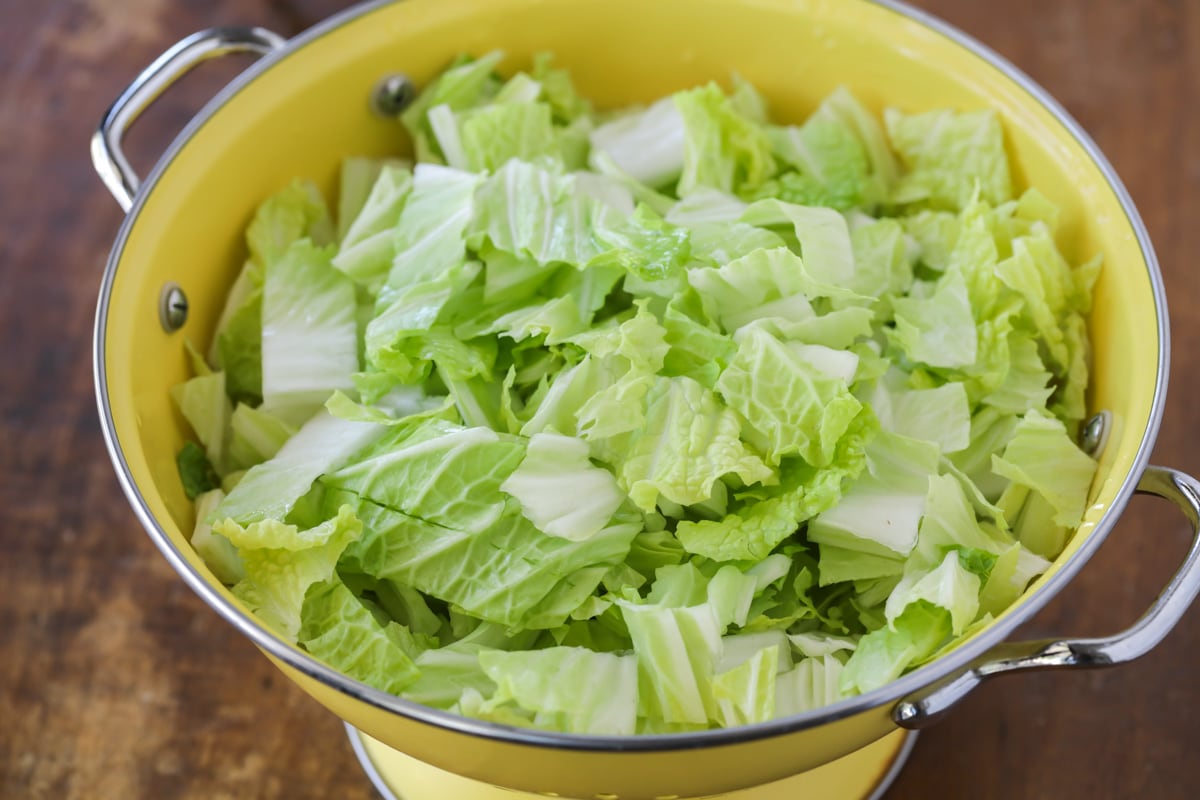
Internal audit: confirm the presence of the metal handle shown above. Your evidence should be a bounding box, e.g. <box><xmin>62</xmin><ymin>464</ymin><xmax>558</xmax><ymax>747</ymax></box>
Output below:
<box><xmin>894</xmin><ymin>464</ymin><xmax>1200</xmax><ymax>728</ymax></box>
<box><xmin>90</xmin><ymin>26</ymin><xmax>287</xmax><ymax>212</ymax></box>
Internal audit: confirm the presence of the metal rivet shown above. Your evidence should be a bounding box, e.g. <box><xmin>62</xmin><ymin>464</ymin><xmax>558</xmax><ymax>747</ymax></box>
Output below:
<box><xmin>371</xmin><ymin>73</ymin><xmax>416</xmax><ymax>117</ymax></box>
<box><xmin>159</xmin><ymin>282</ymin><xmax>188</xmax><ymax>332</ymax></box>
<box><xmin>894</xmin><ymin>701</ymin><xmax>919</xmax><ymax>724</ymax></box>
<box><xmin>1080</xmin><ymin>410</ymin><xmax>1111</xmax><ymax>457</ymax></box>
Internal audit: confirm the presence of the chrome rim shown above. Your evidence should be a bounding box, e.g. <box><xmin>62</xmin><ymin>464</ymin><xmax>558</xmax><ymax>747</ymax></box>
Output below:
<box><xmin>93</xmin><ymin>0</ymin><xmax>1170</xmax><ymax>753</ymax></box>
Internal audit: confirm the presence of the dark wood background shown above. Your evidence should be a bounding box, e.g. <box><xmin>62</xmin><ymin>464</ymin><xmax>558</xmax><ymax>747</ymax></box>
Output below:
<box><xmin>4</xmin><ymin>1</ymin><xmax>1199</xmax><ymax>797</ymax></box>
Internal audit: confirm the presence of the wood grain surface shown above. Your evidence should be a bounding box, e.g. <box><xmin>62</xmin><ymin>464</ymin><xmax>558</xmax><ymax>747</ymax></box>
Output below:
<box><xmin>3</xmin><ymin>1</ymin><xmax>1199</xmax><ymax>798</ymax></box>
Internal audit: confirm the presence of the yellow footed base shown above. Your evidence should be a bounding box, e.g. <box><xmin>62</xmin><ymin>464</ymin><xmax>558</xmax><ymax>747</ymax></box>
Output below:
<box><xmin>346</xmin><ymin>726</ymin><xmax>917</xmax><ymax>800</ymax></box>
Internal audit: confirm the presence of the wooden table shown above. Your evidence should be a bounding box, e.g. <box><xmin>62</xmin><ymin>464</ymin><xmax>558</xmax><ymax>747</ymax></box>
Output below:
<box><xmin>4</xmin><ymin>1</ymin><xmax>1199</xmax><ymax>797</ymax></box>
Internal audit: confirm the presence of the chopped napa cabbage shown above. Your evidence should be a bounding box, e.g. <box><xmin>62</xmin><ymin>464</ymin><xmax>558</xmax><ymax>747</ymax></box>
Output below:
<box><xmin>172</xmin><ymin>60</ymin><xmax>1102</xmax><ymax>735</ymax></box>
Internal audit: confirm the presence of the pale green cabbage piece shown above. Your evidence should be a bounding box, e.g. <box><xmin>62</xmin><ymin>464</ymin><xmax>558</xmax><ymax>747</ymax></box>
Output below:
<box><xmin>716</xmin><ymin>322</ymin><xmax>863</xmax><ymax>467</ymax></box>
<box><xmin>885</xmin><ymin>551</ymin><xmax>982</xmax><ymax>635</ymax></box>
<box><xmin>589</xmin><ymin>97</ymin><xmax>686</xmax><ymax>188</ymax></box>
<box><xmin>332</xmin><ymin>164</ymin><xmax>413</xmax><ymax>290</ymax></box>
<box><xmin>775</xmin><ymin>654</ymin><xmax>847</xmax><ymax>717</ymax></box>
<box><xmin>190</xmin><ymin>489</ymin><xmax>243</xmax><ymax>585</ymax></box>
<box><xmin>618</xmin><ymin>600</ymin><xmax>723</xmax><ymax>725</ymax></box>
<box><xmin>593</xmin><ymin>375</ymin><xmax>773</xmax><ymax>512</ymax></box>
<box><xmin>500</xmin><ymin>432</ymin><xmax>626</xmax><ymax>541</ymax></box>
<box><xmin>214</xmin><ymin>505</ymin><xmax>363</xmax><ymax>640</ymax></box>
<box><xmin>211</xmin><ymin>180</ymin><xmax>334</xmax><ymax>403</ymax></box>
<box><xmin>889</xmin><ymin>270</ymin><xmax>978</xmax><ymax>368</ymax></box>
<box><xmin>841</xmin><ymin>601</ymin><xmax>952</xmax><ymax>694</ymax></box>
<box><xmin>336</xmin><ymin>156</ymin><xmax>395</xmax><ymax>244</ymax></box>
<box><xmin>992</xmin><ymin>409</ymin><xmax>1099</xmax><ymax>529</ymax></box>
<box><xmin>212</xmin><ymin>408</ymin><xmax>384</xmax><ymax>526</ymax></box>
<box><xmin>808</xmin><ymin>431</ymin><xmax>940</xmax><ymax>559</ymax></box>
<box><xmin>299</xmin><ymin>578</ymin><xmax>422</xmax><ymax>694</ymax></box>
<box><xmin>476</xmin><ymin>647</ymin><xmax>638</xmax><ymax>735</ymax></box>
<box><xmin>675</xmin><ymin>411</ymin><xmax>874</xmax><ymax>563</ymax></box>
<box><xmin>261</xmin><ymin>240</ymin><xmax>359</xmax><ymax>419</ymax></box>
<box><xmin>872</xmin><ymin>380</ymin><xmax>971</xmax><ymax>454</ymax></box>
<box><xmin>885</xmin><ymin>107</ymin><xmax>1012</xmax><ymax>210</ymax></box>
<box><xmin>712</xmin><ymin>643</ymin><xmax>779</xmax><ymax>727</ymax></box>
<box><xmin>675</xmin><ymin>83</ymin><xmax>775</xmax><ymax>197</ymax></box>
<box><xmin>171</xmin><ymin>371</ymin><xmax>231</xmax><ymax>470</ymax></box>
<box><xmin>226</xmin><ymin>403</ymin><xmax>298</xmax><ymax>471</ymax></box>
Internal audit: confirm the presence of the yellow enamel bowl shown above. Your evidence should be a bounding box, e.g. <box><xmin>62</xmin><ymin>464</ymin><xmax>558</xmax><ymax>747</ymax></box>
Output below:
<box><xmin>92</xmin><ymin>1</ymin><xmax>1200</xmax><ymax>798</ymax></box>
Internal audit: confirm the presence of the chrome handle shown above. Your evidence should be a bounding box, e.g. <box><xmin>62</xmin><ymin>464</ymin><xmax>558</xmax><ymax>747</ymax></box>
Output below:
<box><xmin>90</xmin><ymin>26</ymin><xmax>287</xmax><ymax>212</ymax></box>
<box><xmin>894</xmin><ymin>464</ymin><xmax>1200</xmax><ymax>728</ymax></box>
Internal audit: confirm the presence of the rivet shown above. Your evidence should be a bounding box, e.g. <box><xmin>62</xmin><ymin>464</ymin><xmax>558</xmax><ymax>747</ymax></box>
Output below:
<box><xmin>1080</xmin><ymin>410</ymin><xmax>1111</xmax><ymax>457</ymax></box>
<box><xmin>371</xmin><ymin>73</ymin><xmax>416</xmax><ymax>117</ymax></box>
<box><xmin>894</xmin><ymin>701</ymin><xmax>919</xmax><ymax>724</ymax></box>
<box><xmin>159</xmin><ymin>282</ymin><xmax>188</xmax><ymax>332</ymax></box>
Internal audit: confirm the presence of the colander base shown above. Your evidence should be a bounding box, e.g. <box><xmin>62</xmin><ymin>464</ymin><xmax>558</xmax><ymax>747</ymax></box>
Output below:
<box><xmin>345</xmin><ymin>724</ymin><xmax>917</xmax><ymax>800</ymax></box>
